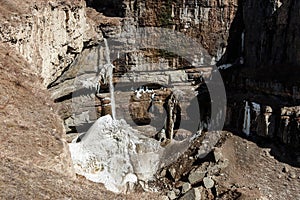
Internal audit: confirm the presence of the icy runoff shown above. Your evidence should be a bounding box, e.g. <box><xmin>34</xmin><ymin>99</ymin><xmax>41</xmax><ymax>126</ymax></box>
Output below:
<box><xmin>69</xmin><ymin>115</ymin><xmax>163</xmax><ymax>193</ymax></box>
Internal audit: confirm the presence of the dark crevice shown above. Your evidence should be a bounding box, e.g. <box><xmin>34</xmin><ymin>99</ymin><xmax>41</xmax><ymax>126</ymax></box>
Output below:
<box><xmin>217</xmin><ymin>0</ymin><xmax>244</xmax><ymax>66</ymax></box>
<box><xmin>86</xmin><ymin>0</ymin><xmax>126</xmax><ymax>17</ymax></box>
<box><xmin>54</xmin><ymin>93</ymin><xmax>73</xmax><ymax>103</ymax></box>
<box><xmin>282</xmin><ymin>0</ymin><xmax>296</xmax><ymax>63</ymax></box>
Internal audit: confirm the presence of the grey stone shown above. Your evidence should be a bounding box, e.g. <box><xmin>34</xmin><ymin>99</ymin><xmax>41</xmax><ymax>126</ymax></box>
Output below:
<box><xmin>167</xmin><ymin>190</ymin><xmax>177</xmax><ymax>200</ymax></box>
<box><xmin>203</xmin><ymin>177</ymin><xmax>214</xmax><ymax>189</ymax></box>
<box><xmin>188</xmin><ymin>169</ymin><xmax>206</xmax><ymax>185</ymax></box>
<box><xmin>174</xmin><ymin>189</ymin><xmax>181</xmax><ymax>195</ymax></box>
<box><xmin>179</xmin><ymin>188</ymin><xmax>201</xmax><ymax>200</ymax></box>
<box><xmin>289</xmin><ymin>171</ymin><xmax>297</xmax><ymax>179</ymax></box>
<box><xmin>160</xmin><ymin>169</ymin><xmax>167</xmax><ymax>177</ymax></box>
<box><xmin>182</xmin><ymin>182</ymin><xmax>192</xmax><ymax>194</ymax></box>
<box><xmin>196</xmin><ymin>131</ymin><xmax>221</xmax><ymax>159</ymax></box>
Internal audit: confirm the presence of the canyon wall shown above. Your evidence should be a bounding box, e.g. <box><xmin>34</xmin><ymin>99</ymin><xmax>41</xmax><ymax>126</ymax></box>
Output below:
<box><xmin>0</xmin><ymin>0</ymin><xmax>103</xmax><ymax>178</ymax></box>
<box><xmin>243</xmin><ymin>0</ymin><xmax>300</xmax><ymax>68</ymax></box>
<box><xmin>48</xmin><ymin>0</ymin><xmax>300</xmax><ymax>151</ymax></box>
<box><xmin>2</xmin><ymin>0</ymin><xmax>299</xmax><ymax>150</ymax></box>
<box><xmin>222</xmin><ymin>0</ymin><xmax>300</xmax><ymax>150</ymax></box>
<box><xmin>0</xmin><ymin>0</ymin><xmax>102</xmax><ymax>86</ymax></box>
<box><xmin>50</xmin><ymin>0</ymin><xmax>238</xmax><ymax>133</ymax></box>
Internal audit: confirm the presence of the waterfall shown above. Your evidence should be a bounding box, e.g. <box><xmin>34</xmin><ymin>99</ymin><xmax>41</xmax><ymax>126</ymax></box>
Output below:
<box><xmin>242</xmin><ymin>101</ymin><xmax>251</xmax><ymax>136</ymax></box>
<box><xmin>104</xmin><ymin>38</ymin><xmax>116</xmax><ymax>120</ymax></box>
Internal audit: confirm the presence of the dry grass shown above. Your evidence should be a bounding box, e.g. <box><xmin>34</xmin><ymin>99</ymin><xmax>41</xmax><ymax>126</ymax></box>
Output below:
<box><xmin>0</xmin><ymin>43</ymin><xmax>161</xmax><ymax>199</ymax></box>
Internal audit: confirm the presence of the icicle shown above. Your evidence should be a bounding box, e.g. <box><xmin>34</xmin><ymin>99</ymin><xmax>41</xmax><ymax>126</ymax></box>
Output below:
<box><xmin>218</xmin><ymin>63</ymin><xmax>233</xmax><ymax>70</ymax></box>
<box><xmin>242</xmin><ymin>101</ymin><xmax>251</xmax><ymax>136</ymax></box>
<box><xmin>241</xmin><ymin>31</ymin><xmax>245</xmax><ymax>53</ymax></box>
<box><xmin>171</xmin><ymin>4</ymin><xmax>175</xmax><ymax>18</ymax></box>
<box><xmin>252</xmin><ymin>102</ymin><xmax>261</xmax><ymax>113</ymax></box>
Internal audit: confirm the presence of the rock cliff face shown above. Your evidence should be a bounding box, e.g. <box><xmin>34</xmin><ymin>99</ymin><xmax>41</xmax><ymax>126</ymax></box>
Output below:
<box><xmin>0</xmin><ymin>0</ymin><xmax>102</xmax><ymax>86</ymax></box>
<box><xmin>1</xmin><ymin>0</ymin><xmax>300</xmax><ymax>199</ymax></box>
<box><xmin>44</xmin><ymin>0</ymin><xmax>300</xmax><ymax>151</ymax></box>
<box><xmin>137</xmin><ymin>0</ymin><xmax>238</xmax><ymax>59</ymax></box>
<box><xmin>243</xmin><ymin>0</ymin><xmax>300</xmax><ymax>68</ymax></box>
<box><xmin>0</xmin><ymin>0</ymin><xmax>102</xmax><ymax>183</ymax></box>
<box><xmin>49</xmin><ymin>0</ymin><xmax>238</xmax><ymax>133</ymax></box>
<box><xmin>220</xmin><ymin>0</ymin><xmax>300</xmax><ymax>150</ymax></box>
<box><xmin>1</xmin><ymin>0</ymin><xmax>299</xmax><ymax>158</ymax></box>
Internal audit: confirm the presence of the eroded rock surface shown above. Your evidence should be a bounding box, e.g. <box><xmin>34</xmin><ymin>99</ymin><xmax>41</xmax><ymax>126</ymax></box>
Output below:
<box><xmin>69</xmin><ymin>115</ymin><xmax>163</xmax><ymax>193</ymax></box>
<box><xmin>0</xmin><ymin>1</ymin><xmax>103</xmax><ymax>86</ymax></box>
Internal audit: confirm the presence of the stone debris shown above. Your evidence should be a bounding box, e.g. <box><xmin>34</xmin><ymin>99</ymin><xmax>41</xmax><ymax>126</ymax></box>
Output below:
<box><xmin>203</xmin><ymin>177</ymin><xmax>214</xmax><ymax>189</ymax></box>
<box><xmin>169</xmin><ymin>168</ymin><xmax>177</xmax><ymax>180</ymax></box>
<box><xmin>188</xmin><ymin>168</ymin><xmax>206</xmax><ymax>185</ymax></box>
<box><xmin>283</xmin><ymin>165</ymin><xmax>290</xmax><ymax>173</ymax></box>
<box><xmin>161</xmin><ymin>195</ymin><xmax>169</xmax><ymax>200</ymax></box>
<box><xmin>167</xmin><ymin>190</ymin><xmax>177</xmax><ymax>200</ymax></box>
<box><xmin>289</xmin><ymin>171</ymin><xmax>297</xmax><ymax>179</ymax></box>
<box><xmin>181</xmin><ymin>182</ymin><xmax>192</xmax><ymax>194</ymax></box>
<box><xmin>179</xmin><ymin>188</ymin><xmax>201</xmax><ymax>200</ymax></box>
<box><xmin>196</xmin><ymin>131</ymin><xmax>221</xmax><ymax>159</ymax></box>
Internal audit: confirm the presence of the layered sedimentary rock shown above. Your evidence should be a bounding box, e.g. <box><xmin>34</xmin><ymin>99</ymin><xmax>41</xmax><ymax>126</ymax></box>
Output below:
<box><xmin>0</xmin><ymin>1</ymin><xmax>102</xmax><ymax>86</ymax></box>
<box><xmin>49</xmin><ymin>0</ymin><xmax>237</xmax><ymax>134</ymax></box>
<box><xmin>0</xmin><ymin>0</ymin><xmax>104</xmax><ymax>184</ymax></box>
<box><xmin>1</xmin><ymin>0</ymin><xmax>300</xmax><ymax>198</ymax></box>
<box><xmin>136</xmin><ymin>0</ymin><xmax>238</xmax><ymax>60</ymax></box>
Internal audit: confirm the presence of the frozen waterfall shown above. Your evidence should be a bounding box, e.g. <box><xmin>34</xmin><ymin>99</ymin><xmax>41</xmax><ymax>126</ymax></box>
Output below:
<box><xmin>242</xmin><ymin>101</ymin><xmax>251</xmax><ymax>136</ymax></box>
<box><xmin>104</xmin><ymin>38</ymin><xmax>116</xmax><ymax>120</ymax></box>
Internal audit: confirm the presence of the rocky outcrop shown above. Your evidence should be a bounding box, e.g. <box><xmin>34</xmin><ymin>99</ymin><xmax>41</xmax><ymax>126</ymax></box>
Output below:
<box><xmin>156</xmin><ymin>132</ymin><xmax>261</xmax><ymax>200</ymax></box>
<box><xmin>136</xmin><ymin>0</ymin><xmax>238</xmax><ymax>60</ymax></box>
<box><xmin>0</xmin><ymin>1</ymin><xmax>102</xmax><ymax>86</ymax></box>
<box><xmin>43</xmin><ymin>0</ymin><xmax>238</xmax><ymax>134</ymax></box>
<box><xmin>1</xmin><ymin>0</ymin><xmax>300</xmax><ymax>199</ymax></box>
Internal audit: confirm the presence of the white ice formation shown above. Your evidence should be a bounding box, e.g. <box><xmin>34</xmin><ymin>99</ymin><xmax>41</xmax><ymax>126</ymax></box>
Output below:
<box><xmin>69</xmin><ymin>115</ymin><xmax>163</xmax><ymax>193</ymax></box>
